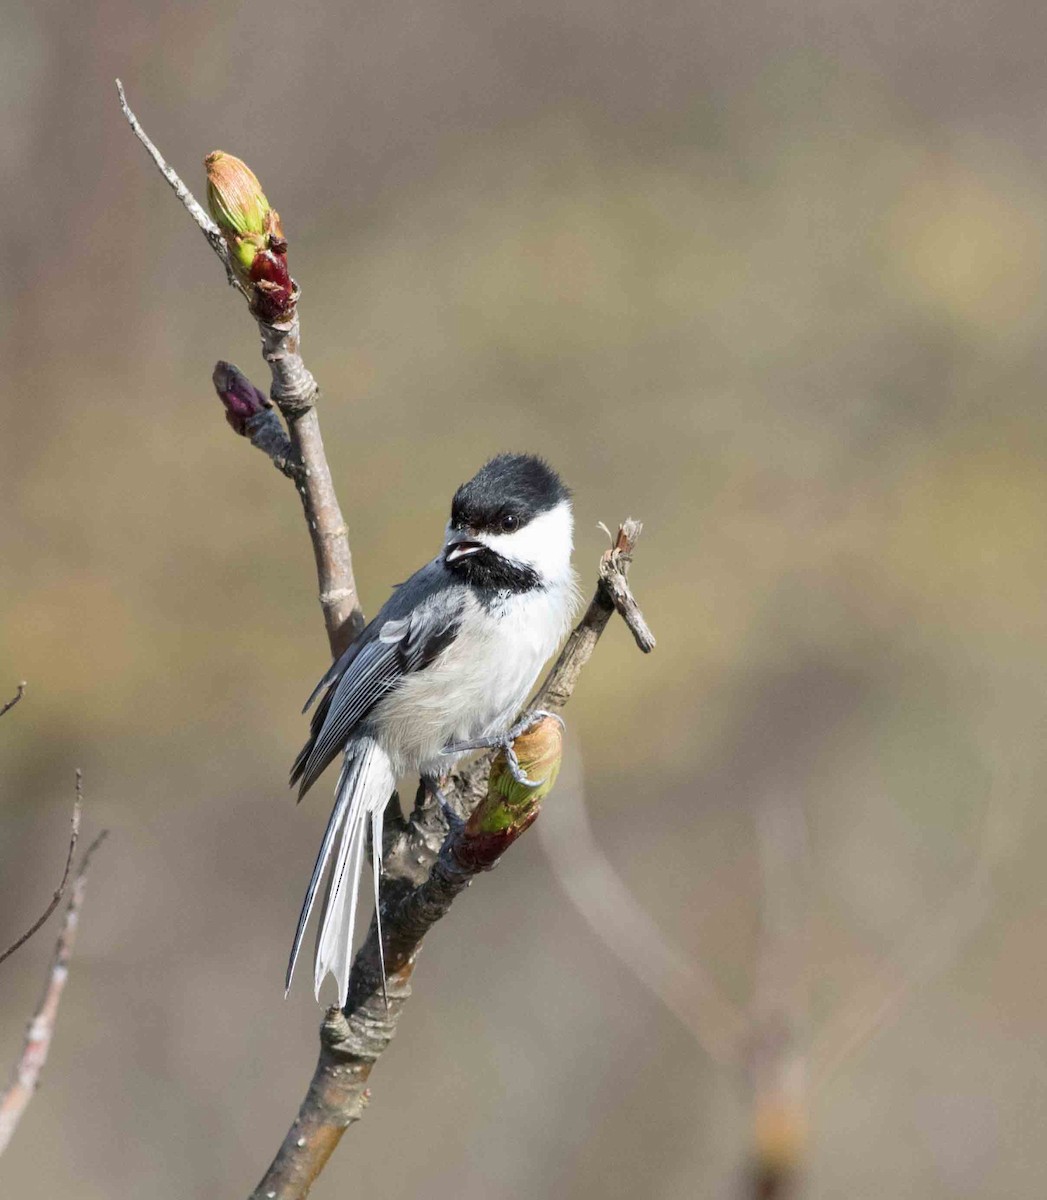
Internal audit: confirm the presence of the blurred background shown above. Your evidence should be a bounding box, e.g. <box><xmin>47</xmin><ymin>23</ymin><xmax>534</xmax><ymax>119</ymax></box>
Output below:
<box><xmin>2</xmin><ymin>1</ymin><xmax>1047</xmax><ymax>1196</ymax></box>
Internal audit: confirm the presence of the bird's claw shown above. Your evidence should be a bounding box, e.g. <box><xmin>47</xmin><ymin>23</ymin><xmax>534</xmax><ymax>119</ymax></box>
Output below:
<box><xmin>504</xmin><ymin>742</ymin><xmax>544</xmax><ymax>789</ymax></box>
<box><xmin>506</xmin><ymin>708</ymin><xmax>564</xmax><ymax>740</ymax></box>
<box><xmin>422</xmin><ymin>775</ymin><xmax>465</xmax><ymax>833</ymax></box>
<box><xmin>439</xmin><ymin>709</ymin><xmax>563</xmax><ymax>788</ymax></box>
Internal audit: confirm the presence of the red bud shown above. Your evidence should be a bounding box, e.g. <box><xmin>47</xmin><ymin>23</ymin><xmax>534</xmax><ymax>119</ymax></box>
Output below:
<box><xmin>249</xmin><ymin>249</ymin><xmax>295</xmax><ymax>322</ymax></box>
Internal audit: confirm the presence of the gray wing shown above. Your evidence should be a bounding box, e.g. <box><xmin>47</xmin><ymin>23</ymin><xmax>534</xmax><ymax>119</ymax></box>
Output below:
<box><xmin>290</xmin><ymin>561</ymin><xmax>464</xmax><ymax>799</ymax></box>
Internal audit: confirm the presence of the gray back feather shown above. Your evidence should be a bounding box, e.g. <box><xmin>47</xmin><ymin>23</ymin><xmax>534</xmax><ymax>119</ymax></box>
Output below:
<box><xmin>290</xmin><ymin>560</ymin><xmax>466</xmax><ymax>798</ymax></box>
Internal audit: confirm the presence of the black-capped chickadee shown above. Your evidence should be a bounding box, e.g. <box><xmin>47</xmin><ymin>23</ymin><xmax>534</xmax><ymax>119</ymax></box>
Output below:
<box><xmin>286</xmin><ymin>453</ymin><xmax>579</xmax><ymax>1004</ymax></box>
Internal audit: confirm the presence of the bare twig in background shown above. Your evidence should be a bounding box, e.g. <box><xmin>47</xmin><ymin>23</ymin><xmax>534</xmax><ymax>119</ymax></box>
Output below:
<box><xmin>0</xmin><ymin>829</ymin><xmax>108</xmax><ymax>1156</ymax></box>
<box><xmin>810</xmin><ymin>765</ymin><xmax>1014</xmax><ymax>1089</ymax></box>
<box><xmin>811</xmin><ymin>869</ymin><xmax>992</xmax><ymax>1092</ymax></box>
<box><xmin>117</xmin><ymin>87</ymin><xmax>654</xmax><ymax>1200</ymax></box>
<box><xmin>0</xmin><ymin>773</ymin><xmax>83</xmax><ymax>968</ymax></box>
<box><xmin>533</xmin><ymin>641</ymin><xmax>1016</xmax><ymax>1199</ymax></box>
<box><xmin>745</xmin><ymin>792</ymin><xmax>810</xmax><ymax>1200</ymax></box>
<box><xmin>0</xmin><ymin>697</ymin><xmax>108</xmax><ymax>1154</ymax></box>
<box><xmin>540</xmin><ymin>765</ymin><xmax>812</xmax><ymax>1196</ymax></box>
<box><xmin>117</xmin><ymin>82</ymin><xmax>364</xmax><ymax>656</ymax></box>
<box><xmin>0</xmin><ymin>682</ymin><xmax>27</xmax><ymax>720</ymax></box>
<box><xmin>537</xmin><ymin>752</ymin><xmax>744</xmax><ymax>1067</ymax></box>
<box><xmin>251</xmin><ymin>534</ymin><xmax>653</xmax><ymax>1200</ymax></box>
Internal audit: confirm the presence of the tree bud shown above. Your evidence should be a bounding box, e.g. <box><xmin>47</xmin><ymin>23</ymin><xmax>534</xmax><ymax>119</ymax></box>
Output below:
<box><xmin>205</xmin><ymin>151</ymin><xmax>294</xmax><ymax>319</ymax></box>
<box><xmin>205</xmin><ymin>151</ymin><xmax>270</xmax><ymax>240</ymax></box>
<box><xmin>212</xmin><ymin>360</ymin><xmax>271</xmax><ymax>436</ymax></box>
<box><xmin>469</xmin><ymin>716</ymin><xmax>564</xmax><ymax>836</ymax></box>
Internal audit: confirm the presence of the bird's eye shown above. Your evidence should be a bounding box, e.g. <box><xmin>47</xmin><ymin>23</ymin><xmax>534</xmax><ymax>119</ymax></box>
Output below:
<box><xmin>500</xmin><ymin>513</ymin><xmax>520</xmax><ymax>532</ymax></box>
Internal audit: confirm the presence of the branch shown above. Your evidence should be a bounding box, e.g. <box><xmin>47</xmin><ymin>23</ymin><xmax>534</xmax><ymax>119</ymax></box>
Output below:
<box><xmin>251</xmin><ymin>531</ymin><xmax>652</xmax><ymax>1199</ymax></box>
<box><xmin>0</xmin><ymin>830</ymin><xmax>108</xmax><ymax>1156</ymax></box>
<box><xmin>594</xmin><ymin>520</ymin><xmax>656</xmax><ymax>653</ymax></box>
<box><xmin>116</xmin><ymin>84</ymin><xmax>655</xmax><ymax>1200</ymax></box>
<box><xmin>211</xmin><ymin>361</ymin><xmax>298</xmax><ymax>479</ymax></box>
<box><xmin>117</xmin><ymin>83</ymin><xmax>364</xmax><ymax>656</ymax></box>
<box><xmin>115</xmin><ymin>80</ymin><xmax>243</xmax><ymax>294</ymax></box>
<box><xmin>0</xmin><ymin>682</ymin><xmax>26</xmax><ymax>720</ymax></box>
<box><xmin>539</xmin><ymin>518</ymin><xmax>653</xmax><ymax>705</ymax></box>
<box><xmin>250</xmin><ymin>722</ymin><xmax>567</xmax><ymax>1199</ymax></box>
<box><xmin>0</xmin><ymin>773</ymin><xmax>83</xmax><ymax>968</ymax></box>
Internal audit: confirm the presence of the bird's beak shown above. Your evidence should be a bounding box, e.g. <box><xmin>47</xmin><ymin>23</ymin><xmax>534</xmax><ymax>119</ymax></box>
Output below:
<box><xmin>444</xmin><ymin>533</ymin><xmax>485</xmax><ymax>564</ymax></box>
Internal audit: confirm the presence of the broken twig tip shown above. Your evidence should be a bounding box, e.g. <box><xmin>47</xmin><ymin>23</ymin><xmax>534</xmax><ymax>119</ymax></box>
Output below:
<box><xmin>0</xmin><ymin>682</ymin><xmax>27</xmax><ymax>719</ymax></box>
<box><xmin>598</xmin><ymin>520</ymin><xmax>655</xmax><ymax>653</ymax></box>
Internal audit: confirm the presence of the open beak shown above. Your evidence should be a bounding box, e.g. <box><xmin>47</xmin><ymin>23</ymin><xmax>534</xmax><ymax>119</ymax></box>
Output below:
<box><xmin>444</xmin><ymin>535</ymin><xmax>485</xmax><ymax>564</ymax></box>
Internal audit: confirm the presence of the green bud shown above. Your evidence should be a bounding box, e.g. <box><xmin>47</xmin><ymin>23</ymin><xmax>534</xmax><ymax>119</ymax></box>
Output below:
<box><xmin>205</xmin><ymin>151</ymin><xmax>270</xmax><ymax>237</ymax></box>
<box><xmin>204</xmin><ymin>152</ymin><xmax>293</xmax><ymax>317</ymax></box>
<box><xmin>232</xmin><ymin>235</ymin><xmax>260</xmax><ymax>273</ymax></box>
<box><xmin>470</xmin><ymin>716</ymin><xmax>563</xmax><ymax>835</ymax></box>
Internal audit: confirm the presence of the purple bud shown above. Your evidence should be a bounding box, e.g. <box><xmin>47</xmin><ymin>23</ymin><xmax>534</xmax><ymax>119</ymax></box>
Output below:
<box><xmin>212</xmin><ymin>361</ymin><xmax>270</xmax><ymax>436</ymax></box>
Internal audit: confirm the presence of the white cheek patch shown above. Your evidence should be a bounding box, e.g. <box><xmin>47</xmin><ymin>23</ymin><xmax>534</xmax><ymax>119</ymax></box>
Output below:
<box><xmin>479</xmin><ymin>500</ymin><xmax>574</xmax><ymax>580</ymax></box>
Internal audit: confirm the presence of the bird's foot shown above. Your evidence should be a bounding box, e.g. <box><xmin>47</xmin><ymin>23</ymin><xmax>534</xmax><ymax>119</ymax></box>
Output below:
<box><xmin>422</xmin><ymin>775</ymin><xmax>465</xmax><ymax>834</ymax></box>
<box><xmin>441</xmin><ymin>709</ymin><xmax>564</xmax><ymax>788</ymax></box>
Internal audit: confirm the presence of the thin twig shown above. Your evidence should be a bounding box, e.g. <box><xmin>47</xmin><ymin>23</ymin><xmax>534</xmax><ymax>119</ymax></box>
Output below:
<box><xmin>115</xmin><ymin>80</ymin><xmax>245</xmax><ymax>295</ymax></box>
<box><xmin>117</xmin><ymin>84</ymin><xmax>364</xmax><ymax>654</ymax></box>
<box><xmin>542</xmin><ymin>518</ymin><xmax>651</xmax><ymax>703</ymax></box>
<box><xmin>211</xmin><ymin>361</ymin><xmax>300</xmax><ymax>479</ymax></box>
<box><xmin>539</xmin><ymin>518</ymin><xmax>653</xmax><ymax>701</ymax></box>
<box><xmin>0</xmin><ymin>830</ymin><xmax>108</xmax><ymax>1156</ymax></box>
<box><xmin>597</xmin><ymin>521</ymin><xmax>655</xmax><ymax>653</ymax></box>
<box><xmin>0</xmin><ymin>682</ymin><xmax>27</xmax><ymax>720</ymax></box>
<box><xmin>0</xmin><ymin>774</ymin><xmax>84</xmax><ymax>968</ymax></box>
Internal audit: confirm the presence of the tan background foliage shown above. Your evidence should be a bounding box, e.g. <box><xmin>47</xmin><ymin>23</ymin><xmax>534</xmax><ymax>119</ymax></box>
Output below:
<box><xmin>2</xmin><ymin>3</ymin><xmax>1046</xmax><ymax>1196</ymax></box>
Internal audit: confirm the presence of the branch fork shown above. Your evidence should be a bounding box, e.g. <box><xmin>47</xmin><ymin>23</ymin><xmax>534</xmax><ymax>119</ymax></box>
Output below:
<box><xmin>117</xmin><ymin>83</ymin><xmax>655</xmax><ymax>1200</ymax></box>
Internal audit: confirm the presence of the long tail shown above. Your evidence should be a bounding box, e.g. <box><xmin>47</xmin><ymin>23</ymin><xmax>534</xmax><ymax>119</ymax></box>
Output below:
<box><xmin>285</xmin><ymin>738</ymin><xmax>396</xmax><ymax>1007</ymax></box>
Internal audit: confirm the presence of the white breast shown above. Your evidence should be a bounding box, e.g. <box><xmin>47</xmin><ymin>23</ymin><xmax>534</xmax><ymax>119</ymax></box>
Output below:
<box><xmin>374</xmin><ymin>581</ymin><xmax>577</xmax><ymax>778</ymax></box>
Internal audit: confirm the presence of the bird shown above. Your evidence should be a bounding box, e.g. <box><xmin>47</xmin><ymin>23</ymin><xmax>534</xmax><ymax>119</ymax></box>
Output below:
<box><xmin>286</xmin><ymin>453</ymin><xmax>579</xmax><ymax>1006</ymax></box>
